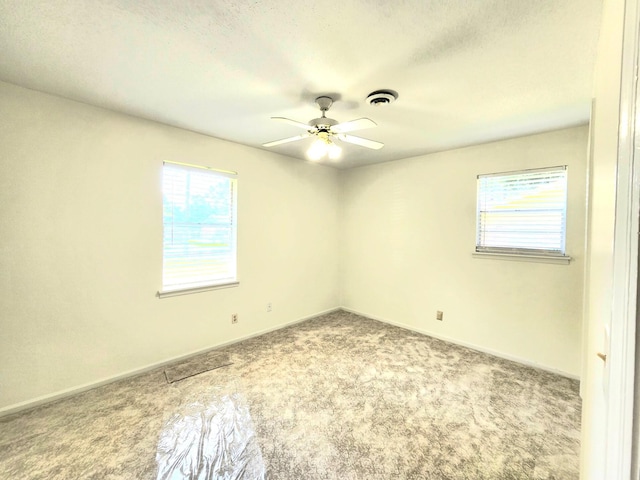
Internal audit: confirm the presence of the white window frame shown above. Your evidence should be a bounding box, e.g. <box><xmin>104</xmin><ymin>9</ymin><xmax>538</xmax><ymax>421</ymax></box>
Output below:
<box><xmin>158</xmin><ymin>161</ymin><xmax>238</xmax><ymax>298</ymax></box>
<box><xmin>473</xmin><ymin>165</ymin><xmax>571</xmax><ymax>264</ymax></box>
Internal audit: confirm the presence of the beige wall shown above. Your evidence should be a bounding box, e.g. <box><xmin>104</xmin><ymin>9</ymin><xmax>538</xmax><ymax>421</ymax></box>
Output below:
<box><xmin>340</xmin><ymin>126</ymin><xmax>588</xmax><ymax>377</ymax></box>
<box><xmin>0</xmin><ymin>81</ymin><xmax>341</xmax><ymax>411</ymax></box>
<box><xmin>0</xmin><ymin>80</ymin><xmax>590</xmax><ymax>414</ymax></box>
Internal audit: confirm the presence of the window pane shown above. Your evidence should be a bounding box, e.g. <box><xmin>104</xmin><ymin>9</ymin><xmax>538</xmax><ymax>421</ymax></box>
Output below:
<box><xmin>476</xmin><ymin>166</ymin><xmax>567</xmax><ymax>255</ymax></box>
<box><xmin>162</xmin><ymin>164</ymin><xmax>237</xmax><ymax>291</ymax></box>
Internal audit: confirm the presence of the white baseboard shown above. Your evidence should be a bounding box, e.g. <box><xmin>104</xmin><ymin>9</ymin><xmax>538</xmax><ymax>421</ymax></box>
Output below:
<box><xmin>1</xmin><ymin>305</ymin><xmax>577</xmax><ymax>417</ymax></box>
<box><xmin>340</xmin><ymin>307</ymin><xmax>580</xmax><ymax>380</ymax></box>
<box><xmin>0</xmin><ymin>307</ymin><xmax>341</xmax><ymax>417</ymax></box>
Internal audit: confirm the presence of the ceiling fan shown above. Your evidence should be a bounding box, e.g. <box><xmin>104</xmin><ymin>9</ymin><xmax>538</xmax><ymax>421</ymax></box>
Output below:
<box><xmin>262</xmin><ymin>96</ymin><xmax>383</xmax><ymax>161</ymax></box>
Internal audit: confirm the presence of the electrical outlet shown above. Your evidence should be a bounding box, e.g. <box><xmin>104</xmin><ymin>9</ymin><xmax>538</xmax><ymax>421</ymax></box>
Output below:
<box><xmin>436</xmin><ymin>311</ymin><xmax>444</xmax><ymax>321</ymax></box>
<box><xmin>231</xmin><ymin>313</ymin><xmax>238</xmax><ymax>324</ymax></box>
<box><xmin>267</xmin><ymin>302</ymin><xmax>272</xmax><ymax>312</ymax></box>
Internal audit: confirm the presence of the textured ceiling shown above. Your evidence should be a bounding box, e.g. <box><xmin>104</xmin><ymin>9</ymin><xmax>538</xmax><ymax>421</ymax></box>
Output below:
<box><xmin>0</xmin><ymin>0</ymin><xmax>602</xmax><ymax>168</ymax></box>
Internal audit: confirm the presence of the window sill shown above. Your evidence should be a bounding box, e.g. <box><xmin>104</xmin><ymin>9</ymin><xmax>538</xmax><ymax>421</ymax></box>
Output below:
<box><xmin>157</xmin><ymin>281</ymin><xmax>239</xmax><ymax>299</ymax></box>
<box><xmin>472</xmin><ymin>252</ymin><xmax>572</xmax><ymax>265</ymax></box>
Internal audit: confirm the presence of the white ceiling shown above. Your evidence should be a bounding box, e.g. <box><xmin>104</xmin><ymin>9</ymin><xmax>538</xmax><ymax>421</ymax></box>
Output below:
<box><xmin>0</xmin><ymin>0</ymin><xmax>602</xmax><ymax>169</ymax></box>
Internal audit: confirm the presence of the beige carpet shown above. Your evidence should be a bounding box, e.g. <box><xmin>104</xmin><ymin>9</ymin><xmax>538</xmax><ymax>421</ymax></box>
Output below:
<box><xmin>0</xmin><ymin>310</ymin><xmax>581</xmax><ymax>479</ymax></box>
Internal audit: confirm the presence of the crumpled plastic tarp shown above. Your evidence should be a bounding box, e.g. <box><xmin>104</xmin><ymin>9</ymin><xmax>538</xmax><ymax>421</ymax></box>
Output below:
<box><xmin>156</xmin><ymin>385</ymin><xmax>266</xmax><ymax>480</ymax></box>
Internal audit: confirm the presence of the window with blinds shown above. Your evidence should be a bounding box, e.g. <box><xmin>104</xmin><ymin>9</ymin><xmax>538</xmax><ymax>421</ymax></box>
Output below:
<box><xmin>162</xmin><ymin>162</ymin><xmax>237</xmax><ymax>293</ymax></box>
<box><xmin>476</xmin><ymin>166</ymin><xmax>568</xmax><ymax>256</ymax></box>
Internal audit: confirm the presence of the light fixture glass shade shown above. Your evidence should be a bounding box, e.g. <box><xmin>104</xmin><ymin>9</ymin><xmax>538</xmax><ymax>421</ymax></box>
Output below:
<box><xmin>307</xmin><ymin>138</ymin><xmax>327</xmax><ymax>161</ymax></box>
<box><xmin>328</xmin><ymin>142</ymin><xmax>342</xmax><ymax>160</ymax></box>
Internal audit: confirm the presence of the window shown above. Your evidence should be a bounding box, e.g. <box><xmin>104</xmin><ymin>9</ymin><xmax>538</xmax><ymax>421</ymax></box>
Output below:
<box><xmin>160</xmin><ymin>162</ymin><xmax>237</xmax><ymax>296</ymax></box>
<box><xmin>476</xmin><ymin>166</ymin><xmax>568</xmax><ymax>258</ymax></box>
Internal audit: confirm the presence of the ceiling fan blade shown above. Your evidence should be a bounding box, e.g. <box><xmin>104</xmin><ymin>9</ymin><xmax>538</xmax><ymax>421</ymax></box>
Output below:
<box><xmin>262</xmin><ymin>133</ymin><xmax>311</xmax><ymax>148</ymax></box>
<box><xmin>336</xmin><ymin>134</ymin><xmax>384</xmax><ymax>150</ymax></box>
<box><xmin>331</xmin><ymin>117</ymin><xmax>377</xmax><ymax>134</ymax></box>
<box><xmin>271</xmin><ymin>117</ymin><xmax>313</xmax><ymax>130</ymax></box>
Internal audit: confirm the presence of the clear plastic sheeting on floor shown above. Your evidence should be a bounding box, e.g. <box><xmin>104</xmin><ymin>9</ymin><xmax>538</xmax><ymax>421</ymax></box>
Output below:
<box><xmin>155</xmin><ymin>384</ymin><xmax>266</xmax><ymax>480</ymax></box>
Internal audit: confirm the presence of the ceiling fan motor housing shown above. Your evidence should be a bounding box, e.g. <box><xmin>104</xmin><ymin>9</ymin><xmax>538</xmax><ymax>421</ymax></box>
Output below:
<box><xmin>309</xmin><ymin>116</ymin><xmax>338</xmax><ymax>130</ymax></box>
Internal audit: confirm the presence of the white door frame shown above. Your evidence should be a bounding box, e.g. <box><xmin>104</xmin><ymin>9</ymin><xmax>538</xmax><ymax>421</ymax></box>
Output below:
<box><xmin>606</xmin><ymin>0</ymin><xmax>640</xmax><ymax>476</ymax></box>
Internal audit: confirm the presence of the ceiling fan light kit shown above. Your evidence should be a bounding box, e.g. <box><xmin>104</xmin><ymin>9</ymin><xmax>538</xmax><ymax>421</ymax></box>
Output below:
<box><xmin>308</xmin><ymin>138</ymin><xmax>342</xmax><ymax>161</ymax></box>
<box><xmin>263</xmin><ymin>95</ymin><xmax>384</xmax><ymax>162</ymax></box>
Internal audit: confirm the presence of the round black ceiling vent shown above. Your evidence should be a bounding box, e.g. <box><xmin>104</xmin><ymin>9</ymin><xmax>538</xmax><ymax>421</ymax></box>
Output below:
<box><xmin>366</xmin><ymin>89</ymin><xmax>398</xmax><ymax>106</ymax></box>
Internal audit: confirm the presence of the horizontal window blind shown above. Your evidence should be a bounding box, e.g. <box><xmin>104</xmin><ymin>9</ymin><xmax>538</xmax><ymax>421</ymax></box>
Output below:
<box><xmin>162</xmin><ymin>162</ymin><xmax>237</xmax><ymax>292</ymax></box>
<box><xmin>476</xmin><ymin>166</ymin><xmax>567</xmax><ymax>255</ymax></box>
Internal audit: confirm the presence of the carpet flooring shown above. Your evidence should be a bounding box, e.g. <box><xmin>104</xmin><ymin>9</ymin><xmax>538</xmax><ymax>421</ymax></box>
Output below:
<box><xmin>0</xmin><ymin>310</ymin><xmax>581</xmax><ymax>479</ymax></box>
